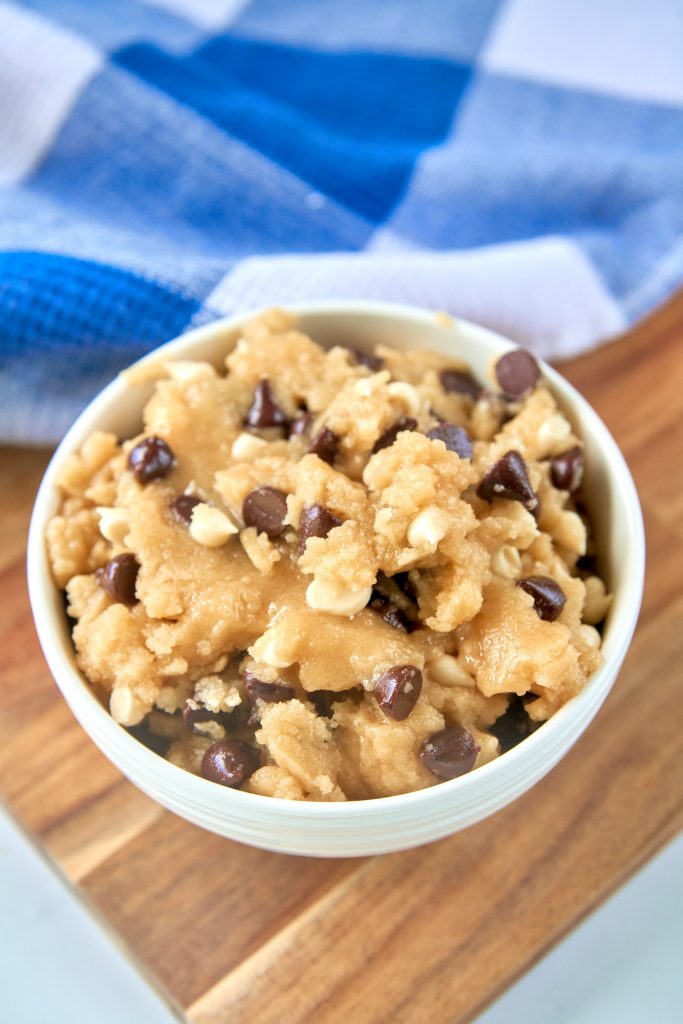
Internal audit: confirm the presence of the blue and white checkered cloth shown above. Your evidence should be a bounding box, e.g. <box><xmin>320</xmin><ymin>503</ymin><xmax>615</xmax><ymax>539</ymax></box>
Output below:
<box><xmin>1</xmin><ymin>0</ymin><xmax>682</xmax><ymax>444</ymax></box>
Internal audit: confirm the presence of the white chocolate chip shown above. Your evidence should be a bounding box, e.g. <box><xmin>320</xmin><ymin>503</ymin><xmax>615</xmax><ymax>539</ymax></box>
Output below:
<box><xmin>555</xmin><ymin>510</ymin><xmax>587</xmax><ymax>555</ymax></box>
<box><xmin>583</xmin><ymin>576</ymin><xmax>612</xmax><ymax>625</ymax></box>
<box><xmin>490</xmin><ymin>543</ymin><xmax>522</xmax><ymax>579</ymax></box>
<box><xmin>387</xmin><ymin>381</ymin><xmax>423</xmax><ymax>417</ymax></box>
<box><xmin>427</xmin><ymin>653</ymin><xmax>476</xmax><ymax>688</ymax></box>
<box><xmin>353</xmin><ymin>370</ymin><xmax>390</xmax><ymax>397</ymax></box>
<box><xmin>164</xmin><ymin>360</ymin><xmax>217</xmax><ymax>382</ymax></box>
<box><xmin>578</xmin><ymin>623</ymin><xmax>601</xmax><ymax>649</ymax></box>
<box><xmin>96</xmin><ymin>506</ymin><xmax>129</xmax><ymax>545</ymax></box>
<box><xmin>354</xmin><ymin>378</ymin><xmax>375</xmax><ymax>398</ymax></box>
<box><xmin>189</xmin><ymin>503</ymin><xmax>238</xmax><ymax>547</ymax></box>
<box><xmin>306</xmin><ymin>577</ymin><xmax>373</xmax><ymax>616</ymax></box>
<box><xmin>110</xmin><ymin>687</ymin><xmax>147</xmax><ymax>726</ymax></box>
<box><xmin>183</xmin><ymin>480</ymin><xmax>204</xmax><ymax>499</ymax></box>
<box><xmin>250</xmin><ymin>633</ymin><xmax>295</xmax><ymax>669</ymax></box>
<box><xmin>407</xmin><ymin>505</ymin><xmax>449</xmax><ymax>548</ymax></box>
<box><xmin>231</xmin><ymin>432</ymin><xmax>268</xmax><ymax>460</ymax></box>
<box><xmin>537</xmin><ymin>413</ymin><xmax>571</xmax><ymax>456</ymax></box>
<box><xmin>315</xmin><ymin>774</ymin><xmax>334</xmax><ymax>795</ymax></box>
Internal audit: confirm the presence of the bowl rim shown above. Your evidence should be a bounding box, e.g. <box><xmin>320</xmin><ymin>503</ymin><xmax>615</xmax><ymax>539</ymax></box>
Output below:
<box><xmin>27</xmin><ymin>299</ymin><xmax>646</xmax><ymax>817</ymax></box>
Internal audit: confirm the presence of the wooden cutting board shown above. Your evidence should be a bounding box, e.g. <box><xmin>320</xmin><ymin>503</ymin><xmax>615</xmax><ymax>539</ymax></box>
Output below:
<box><xmin>2</xmin><ymin>294</ymin><xmax>683</xmax><ymax>1024</ymax></box>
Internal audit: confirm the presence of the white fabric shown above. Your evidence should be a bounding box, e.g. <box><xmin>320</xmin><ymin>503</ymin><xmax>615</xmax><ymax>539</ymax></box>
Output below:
<box><xmin>139</xmin><ymin>0</ymin><xmax>250</xmax><ymax>30</ymax></box>
<box><xmin>206</xmin><ymin>236</ymin><xmax>626</xmax><ymax>360</ymax></box>
<box><xmin>482</xmin><ymin>0</ymin><xmax>683</xmax><ymax>107</ymax></box>
<box><xmin>0</xmin><ymin>2</ymin><xmax>102</xmax><ymax>187</ymax></box>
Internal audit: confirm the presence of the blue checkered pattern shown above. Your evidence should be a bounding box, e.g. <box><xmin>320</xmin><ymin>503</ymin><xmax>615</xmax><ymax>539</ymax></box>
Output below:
<box><xmin>1</xmin><ymin>0</ymin><xmax>682</xmax><ymax>443</ymax></box>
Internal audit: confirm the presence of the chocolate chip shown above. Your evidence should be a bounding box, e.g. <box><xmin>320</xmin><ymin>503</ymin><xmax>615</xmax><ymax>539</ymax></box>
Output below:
<box><xmin>243</xmin><ymin>671</ymin><xmax>294</xmax><ymax>706</ymax></box>
<box><xmin>489</xmin><ymin>695</ymin><xmax>536</xmax><ymax>753</ymax></box>
<box><xmin>347</xmin><ymin>346</ymin><xmax>384</xmax><ymax>372</ymax></box>
<box><xmin>374</xmin><ymin>665</ymin><xmax>422</xmax><ymax>721</ymax></box>
<box><xmin>476</xmin><ymin>450</ymin><xmax>538</xmax><ymax>512</ymax></box>
<box><xmin>298</xmin><ymin>504</ymin><xmax>342</xmax><ymax>555</ymax></box>
<box><xmin>244</xmin><ymin>379</ymin><xmax>288</xmax><ymax>429</ymax></box>
<box><xmin>439</xmin><ymin>368</ymin><xmax>481</xmax><ymax>400</ymax></box>
<box><xmin>289</xmin><ymin>411</ymin><xmax>313</xmax><ymax>437</ymax></box>
<box><xmin>307</xmin><ymin>427</ymin><xmax>339</xmax><ymax>464</ymax></box>
<box><xmin>495</xmin><ymin>349</ymin><xmax>540</xmax><ymax>400</ymax></box>
<box><xmin>201</xmin><ymin>738</ymin><xmax>260</xmax><ymax>788</ymax></box>
<box><xmin>372</xmin><ymin>416</ymin><xmax>417</xmax><ymax>453</ymax></box>
<box><xmin>516</xmin><ymin>576</ymin><xmax>566</xmax><ymax>622</ymax></box>
<box><xmin>127</xmin><ymin>720</ymin><xmax>171</xmax><ymax>758</ymax></box>
<box><xmin>182</xmin><ymin>702</ymin><xmax>238</xmax><ymax>734</ymax></box>
<box><xmin>97</xmin><ymin>553</ymin><xmax>139</xmax><ymax>605</ymax></box>
<box><xmin>426</xmin><ymin>423</ymin><xmax>474</xmax><ymax>460</ymax></box>
<box><xmin>182</xmin><ymin>703</ymin><xmax>214</xmax><ymax>731</ymax></box>
<box><xmin>243</xmin><ymin>671</ymin><xmax>295</xmax><ymax>725</ymax></box>
<box><xmin>551</xmin><ymin>446</ymin><xmax>584</xmax><ymax>493</ymax></box>
<box><xmin>419</xmin><ymin>726</ymin><xmax>479</xmax><ymax>780</ymax></box>
<box><xmin>369</xmin><ymin>597</ymin><xmax>410</xmax><ymax>632</ymax></box>
<box><xmin>128</xmin><ymin>437</ymin><xmax>176</xmax><ymax>484</ymax></box>
<box><xmin>242</xmin><ymin>486</ymin><xmax>288</xmax><ymax>538</ymax></box>
<box><xmin>170</xmin><ymin>493</ymin><xmax>201</xmax><ymax>525</ymax></box>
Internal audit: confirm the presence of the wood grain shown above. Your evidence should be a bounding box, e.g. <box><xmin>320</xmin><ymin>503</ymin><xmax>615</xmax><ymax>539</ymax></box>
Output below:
<box><xmin>1</xmin><ymin>293</ymin><xmax>682</xmax><ymax>1023</ymax></box>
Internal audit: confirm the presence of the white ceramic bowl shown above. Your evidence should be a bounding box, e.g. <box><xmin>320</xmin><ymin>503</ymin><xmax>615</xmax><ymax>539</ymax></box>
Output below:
<box><xmin>28</xmin><ymin>301</ymin><xmax>645</xmax><ymax>857</ymax></box>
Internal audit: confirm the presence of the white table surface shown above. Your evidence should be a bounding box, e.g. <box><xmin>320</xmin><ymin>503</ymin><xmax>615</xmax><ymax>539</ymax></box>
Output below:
<box><xmin>1</xmin><ymin>803</ymin><xmax>680</xmax><ymax>1024</ymax></box>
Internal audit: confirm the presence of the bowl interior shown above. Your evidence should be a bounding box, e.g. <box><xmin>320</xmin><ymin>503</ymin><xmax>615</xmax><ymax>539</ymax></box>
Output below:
<box><xmin>28</xmin><ymin>301</ymin><xmax>644</xmax><ymax>820</ymax></box>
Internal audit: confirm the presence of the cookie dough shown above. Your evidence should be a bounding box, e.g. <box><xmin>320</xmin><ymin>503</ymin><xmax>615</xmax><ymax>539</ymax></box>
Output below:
<box><xmin>46</xmin><ymin>308</ymin><xmax>611</xmax><ymax>800</ymax></box>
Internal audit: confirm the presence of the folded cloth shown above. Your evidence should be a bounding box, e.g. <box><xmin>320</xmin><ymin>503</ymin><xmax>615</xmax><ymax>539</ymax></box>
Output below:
<box><xmin>1</xmin><ymin>0</ymin><xmax>682</xmax><ymax>444</ymax></box>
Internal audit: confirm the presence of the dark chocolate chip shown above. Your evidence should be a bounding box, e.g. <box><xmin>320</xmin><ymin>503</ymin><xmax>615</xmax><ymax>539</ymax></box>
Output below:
<box><xmin>171</xmin><ymin>493</ymin><xmax>201</xmax><ymax>525</ymax></box>
<box><xmin>201</xmin><ymin>738</ymin><xmax>260</xmax><ymax>788</ymax></box>
<box><xmin>369</xmin><ymin>597</ymin><xmax>410</xmax><ymax>632</ymax></box>
<box><xmin>439</xmin><ymin>368</ymin><xmax>481</xmax><ymax>400</ymax></box>
<box><xmin>182</xmin><ymin>703</ymin><xmax>215</xmax><ymax>731</ymax></box>
<box><xmin>347</xmin><ymin>346</ymin><xmax>384</xmax><ymax>372</ymax></box>
<box><xmin>551</xmin><ymin>446</ymin><xmax>584</xmax><ymax>493</ymax></box>
<box><xmin>372</xmin><ymin>416</ymin><xmax>418</xmax><ymax>454</ymax></box>
<box><xmin>576</xmin><ymin>552</ymin><xmax>599</xmax><ymax>576</ymax></box>
<box><xmin>489</xmin><ymin>695</ymin><xmax>537</xmax><ymax>753</ymax></box>
<box><xmin>242</xmin><ymin>486</ymin><xmax>288</xmax><ymax>538</ymax></box>
<box><xmin>374</xmin><ymin>665</ymin><xmax>422</xmax><ymax>721</ymax></box>
<box><xmin>476</xmin><ymin>450</ymin><xmax>538</xmax><ymax>512</ymax></box>
<box><xmin>426</xmin><ymin>423</ymin><xmax>474</xmax><ymax>460</ymax></box>
<box><xmin>128</xmin><ymin>437</ymin><xmax>176</xmax><ymax>484</ymax></box>
<box><xmin>516</xmin><ymin>575</ymin><xmax>566</xmax><ymax>622</ymax></box>
<box><xmin>127</xmin><ymin>720</ymin><xmax>171</xmax><ymax>758</ymax></box>
<box><xmin>243</xmin><ymin>671</ymin><xmax>294</xmax><ymax>707</ymax></box>
<box><xmin>243</xmin><ymin>671</ymin><xmax>295</xmax><ymax>725</ymax></box>
<box><xmin>298</xmin><ymin>504</ymin><xmax>342</xmax><ymax>555</ymax></box>
<box><xmin>97</xmin><ymin>553</ymin><xmax>139</xmax><ymax>605</ymax></box>
<box><xmin>182</xmin><ymin>702</ymin><xmax>239</xmax><ymax>734</ymax></box>
<box><xmin>419</xmin><ymin>726</ymin><xmax>479</xmax><ymax>780</ymax></box>
<box><xmin>289</xmin><ymin>411</ymin><xmax>313</xmax><ymax>437</ymax></box>
<box><xmin>495</xmin><ymin>348</ymin><xmax>541</xmax><ymax>400</ymax></box>
<box><xmin>307</xmin><ymin>426</ymin><xmax>339</xmax><ymax>464</ymax></box>
<box><xmin>244</xmin><ymin>379</ymin><xmax>288</xmax><ymax>429</ymax></box>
